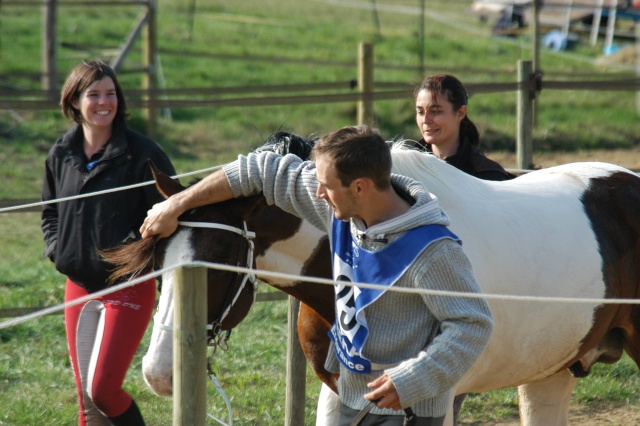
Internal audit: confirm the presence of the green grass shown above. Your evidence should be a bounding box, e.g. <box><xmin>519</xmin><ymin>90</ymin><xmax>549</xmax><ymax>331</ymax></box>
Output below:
<box><xmin>1</xmin><ymin>0</ymin><xmax>639</xmax><ymax>424</ymax></box>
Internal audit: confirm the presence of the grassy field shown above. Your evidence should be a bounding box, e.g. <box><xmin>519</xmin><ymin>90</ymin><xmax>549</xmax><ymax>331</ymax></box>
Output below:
<box><xmin>1</xmin><ymin>0</ymin><xmax>639</xmax><ymax>424</ymax></box>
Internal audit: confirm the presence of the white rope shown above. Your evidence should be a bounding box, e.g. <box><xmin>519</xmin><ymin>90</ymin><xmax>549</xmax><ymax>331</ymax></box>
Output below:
<box><xmin>207</xmin><ymin>373</ymin><xmax>234</xmax><ymax>426</ymax></box>
<box><xmin>0</xmin><ymin>155</ymin><xmax>541</xmax><ymax>215</ymax></box>
<box><xmin>0</xmin><ymin>162</ymin><xmax>540</xmax><ymax>214</ymax></box>
<box><xmin>184</xmin><ymin>260</ymin><xmax>640</xmax><ymax>305</ymax></box>
<box><xmin>0</xmin><ymin>165</ymin><xmax>223</xmax><ymax>213</ymax></box>
<box><xmin>2</xmin><ymin>259</ymin><xmax>640</xmax><ymax>332</ymax></box>
<box><xmin>0</xmin><ymin>267</ymin><xmax>168</xmax><ymax>329</ymax></box>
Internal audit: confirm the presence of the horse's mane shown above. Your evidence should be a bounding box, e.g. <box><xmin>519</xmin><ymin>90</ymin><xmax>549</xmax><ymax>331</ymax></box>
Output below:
<box><xmin>254</xmin><ymin>131</ymin><xmax>317</xmax><ymax>160</ymax></box>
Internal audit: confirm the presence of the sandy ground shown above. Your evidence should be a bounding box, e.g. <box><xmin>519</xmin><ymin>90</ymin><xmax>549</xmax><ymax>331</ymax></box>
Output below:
<box><xmin>460</xmin><ymin>405</ymin><xmax>640</xmax><ymax>425</ymax></box>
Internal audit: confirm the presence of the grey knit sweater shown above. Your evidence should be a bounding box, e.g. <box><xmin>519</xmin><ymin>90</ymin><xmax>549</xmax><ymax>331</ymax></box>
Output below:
<box><xmin>223</xmin><ymin>151</ymin><xmax>493</xmax><ymax>418</ymax></box>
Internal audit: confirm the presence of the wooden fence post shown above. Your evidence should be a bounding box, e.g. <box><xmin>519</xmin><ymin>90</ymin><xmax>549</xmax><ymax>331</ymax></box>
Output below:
<box><xmin>42</xmin><ymin>0</ymin><xmax>57</xmax><ymax>99</ymax></box>
<box><xmin>173</xmin><ymin>266</ymin><xmax>207</xmax><ymax>426</ymax></box>
<box><xmin>285</xmin><ymin>296</ymin><xmax>306</xmax><ymax>426</ymax></box>
<box><xmin>517</xmin><ymin>60</ymin><xmax>533</xmax><ymax>170</ymax></box>
<box><xmin>143</xmin><ymin>0</ymin><xmax>158</xmax><ymax>140</ymax></box>
<box><xmin>357</xmin><ymin>42</ymin><xmax>374</xmax><ymax>125</ymax></box>
<box><xmin>636</xmin><ymin>20</ymin><xmax>640</xmax><ymax>116</ymax></box>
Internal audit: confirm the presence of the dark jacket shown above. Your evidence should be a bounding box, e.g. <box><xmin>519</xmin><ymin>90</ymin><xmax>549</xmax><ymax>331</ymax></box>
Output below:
<box><xmin>416</xmin><ymin>137</ymin><xmax>515</xmax><ymax>181</ymax></box>
<box><xmin>41</xmin><ymin>118</ymin><xmax>176</xmax><ymax>292</ymax></box>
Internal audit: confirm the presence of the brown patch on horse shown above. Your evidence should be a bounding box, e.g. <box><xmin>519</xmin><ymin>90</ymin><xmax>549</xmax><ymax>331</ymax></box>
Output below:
<box><xmin>298</xmin><ymin>303</ymin><xmax>339</xmax><ymax>393</ymax></box>
<box><xmin>568</xmin><ymin>171</ymin><xmax>640</xmax><ymax>373</ymax></box>
<box><xmin>246</xmin><ymin>213</ymin><xmax>338</xmax><ymax>391</ymax></box>
<box><xmin>288</xmin><ymin>236</ymin><xmax>338</xmax><ymax>392</ymax></box>
<box><xmin>246</xmin><ymin>203</ymin><xmax>302</xmax><ymax>257</ymax></box>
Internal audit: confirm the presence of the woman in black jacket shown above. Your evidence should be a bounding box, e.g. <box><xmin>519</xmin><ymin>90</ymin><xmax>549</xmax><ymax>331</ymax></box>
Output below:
<box><xmin>41</xmin><ymin>60</ymin><xmax>176</xmax><ymax>426</ymax></box>
<box><xmin>414</xmin><ymin>74</ymin><xmax>514</xmax><ymax>181</ymax></box>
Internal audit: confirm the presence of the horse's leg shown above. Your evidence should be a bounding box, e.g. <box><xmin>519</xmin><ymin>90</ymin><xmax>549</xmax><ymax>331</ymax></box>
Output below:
<box><xmin>316</xmin><ymin>382</ymin><xmax>340</xmax><ymax>426</ymax></box>
<box><xmin>452</xmin><ymin>393</ymin><xmax>466</xmax><ymax>426</ymax></box>
<box><xmin>625</xmin><ymin>304</ymin><xmax>640</xmax><ymax>369</ymax></box>
<box><xmin>297</xmin><ymin>304</ymin><xmax>341</xmax><ymax>426</ymax></box>
<box><xmin>517</xmin><ymin>369</ymin><xmax>577</xmax><ymax>426</ymax></box>
<box><xmin>443</xmin><ymin>397</ymin><xmax>455</xmax><ymax>426</ymax></box>
<box><xmin>297</xmin><ymin>303</ymin><xmax>339</xmax><ymax>392</ymax></box>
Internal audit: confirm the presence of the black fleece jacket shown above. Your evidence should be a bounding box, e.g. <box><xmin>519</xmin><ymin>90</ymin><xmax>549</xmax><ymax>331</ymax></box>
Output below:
<box><xmin>416</xmin><ymin>137</ymin><xmax>515</xmax><ymax>181</ymax></box>
<box><xmin>41</xmin><ymin>118</ymin><xmax>175</xmax><ymax>292</ymax></box>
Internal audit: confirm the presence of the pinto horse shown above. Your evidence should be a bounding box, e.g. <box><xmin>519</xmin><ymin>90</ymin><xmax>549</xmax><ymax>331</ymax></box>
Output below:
<box><xmin>105</xmin><ymin>141</ymin><xmax>640</xmax><ymax>426</ymax></box>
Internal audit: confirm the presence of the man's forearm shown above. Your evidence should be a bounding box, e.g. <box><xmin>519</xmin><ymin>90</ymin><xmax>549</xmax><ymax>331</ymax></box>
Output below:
<box><xmin>141</xmin><ymin>168</ymin><xmax>236</xmax><ymax>239</ymax></box>
<box><xmin>173</xmin><ymin>168</ymin><xmax>235</xmax><ymax>213</ymax></box>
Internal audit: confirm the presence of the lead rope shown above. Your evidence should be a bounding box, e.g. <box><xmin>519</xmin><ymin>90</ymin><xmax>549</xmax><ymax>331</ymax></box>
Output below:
<box><xmin>350</xmin><ymin>399</ymin><xmax>417</xmax><ymax>426</ymax></box>
<box><xmin>207</xmin><ymin>332</ymin><xmax>233</xmax><ymax>426</ymax></box>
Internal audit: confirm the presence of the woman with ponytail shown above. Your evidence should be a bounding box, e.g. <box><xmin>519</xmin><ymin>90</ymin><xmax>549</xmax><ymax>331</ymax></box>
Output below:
<box><xmin>414</xmin><ymin>74</ymin><xmax>514</xmax><ymax>181</ymax></box>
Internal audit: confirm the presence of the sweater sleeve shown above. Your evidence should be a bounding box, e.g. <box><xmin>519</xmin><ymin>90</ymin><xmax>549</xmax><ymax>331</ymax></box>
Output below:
<box><xmin>386</xmin><ymin>241</ymin><xmax>494</xmax><ymax>407</ymax></box>
<box><xmin>223</xmin><ymin>151</ymin><xmax>333</xmax><ymax>232</ymax></box>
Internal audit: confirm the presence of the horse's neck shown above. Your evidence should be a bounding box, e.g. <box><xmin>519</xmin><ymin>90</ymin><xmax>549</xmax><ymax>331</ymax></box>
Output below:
<box><xmin>252</xmin><ymin>213</ymin><xmax>334</xmax><ymax>321</ymax></box>
<box><xmin>251</xmin><ymin>211</ymin><xmax>327</xmax><ymax>282</ymax></box>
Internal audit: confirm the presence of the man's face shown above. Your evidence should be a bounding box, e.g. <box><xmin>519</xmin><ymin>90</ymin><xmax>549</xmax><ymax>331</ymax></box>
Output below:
<box><xmin>315</xmin><ymin>156</ymin><xmax>358</xmax><ymax>221</ymax></box>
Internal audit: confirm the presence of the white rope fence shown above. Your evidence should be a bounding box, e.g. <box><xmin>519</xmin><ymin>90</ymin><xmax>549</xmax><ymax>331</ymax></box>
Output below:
<box><xmin>0</xmin><ymin>165</ymin><xmax>223</xmax><ymax>213</ymax></box>
<box><xmin>3</xmin><ymin>258</ymin><xmax>640</xmax><ymax>331</ymax></box>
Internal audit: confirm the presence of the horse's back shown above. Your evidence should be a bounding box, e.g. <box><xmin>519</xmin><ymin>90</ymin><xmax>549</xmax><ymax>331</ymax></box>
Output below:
<box><xmin>391</xmin><ymin>149</ymin><xmax>640</xmax><ymax>390</ymax></box>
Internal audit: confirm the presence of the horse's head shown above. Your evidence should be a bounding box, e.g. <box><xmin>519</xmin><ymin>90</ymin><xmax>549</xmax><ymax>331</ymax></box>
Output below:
<box><xmin>103</xmin><ymin>162</ymin><xmax>270</xmax><ymax>396</ymax></box>
<box><xmin>105</xmin><ymin>132</ymin><xmax>335</xmax><ymax>397</ymax></box>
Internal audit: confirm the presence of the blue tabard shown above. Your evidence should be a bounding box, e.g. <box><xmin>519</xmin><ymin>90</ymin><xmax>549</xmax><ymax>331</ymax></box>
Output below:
<box><xmin>329</xmin><ymin>217</ymin><xmax>460</xmax><ymax>374</ymax></box>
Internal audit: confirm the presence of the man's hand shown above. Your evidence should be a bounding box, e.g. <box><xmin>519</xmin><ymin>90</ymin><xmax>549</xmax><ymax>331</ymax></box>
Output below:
<box><xmin>140</xmin><ymin>198</ymin><xmax>181</xmax><ymax>239</ymax></box>
<box><xmin>364</xmin><ymin>373</ymin><xmax>402</xmax><ymax>411</ymax></box>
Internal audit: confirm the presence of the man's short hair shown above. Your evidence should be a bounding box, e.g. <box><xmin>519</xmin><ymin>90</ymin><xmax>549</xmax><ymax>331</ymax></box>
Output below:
<box><xmin>311</xmin><ymin>125</ymin><xmax>392</xmax><ymax>190</ymax></box>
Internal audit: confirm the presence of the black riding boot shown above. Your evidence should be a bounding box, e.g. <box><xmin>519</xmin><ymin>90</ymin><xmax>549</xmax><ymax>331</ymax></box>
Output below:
<box><xmin>108</xmin><ymin>400</ymin><xmax>146</xmax><ymax>426</ymax></box>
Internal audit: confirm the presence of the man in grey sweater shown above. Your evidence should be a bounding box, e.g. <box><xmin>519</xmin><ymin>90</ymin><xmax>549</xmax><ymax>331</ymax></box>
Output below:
<box><xmin>141</xmin><ymin>125</ymin><xmax>493</xmax><ymax>425</ymax></box>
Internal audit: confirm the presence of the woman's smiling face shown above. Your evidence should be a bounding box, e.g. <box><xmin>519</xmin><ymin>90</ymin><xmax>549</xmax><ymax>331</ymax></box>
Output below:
<box><xmin>73</xmin><ymin>77</ymin><xmax>118</xmax><ymax>130</ymax></box>
<box><xmin>415</xmin><ymin>88</ymin><xmax>465</xmax><ymax>151</ymax></box>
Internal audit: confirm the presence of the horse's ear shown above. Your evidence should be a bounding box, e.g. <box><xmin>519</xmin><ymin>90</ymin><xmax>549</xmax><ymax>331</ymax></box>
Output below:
<box><xmin>148</xmin><ymin>159</ymin><xmax>185</xmax><ymax>198</ymax></box>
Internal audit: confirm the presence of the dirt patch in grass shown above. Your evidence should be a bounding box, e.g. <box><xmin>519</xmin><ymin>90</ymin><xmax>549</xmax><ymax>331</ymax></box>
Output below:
<box><xmin>461</xmin><ymin>404</ymin><xmax>640</xmax><ymax>425</ymax></box>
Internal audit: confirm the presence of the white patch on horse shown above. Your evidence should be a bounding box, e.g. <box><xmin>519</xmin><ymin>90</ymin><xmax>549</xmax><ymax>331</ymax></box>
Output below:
<box><xmin>142</xmin><ymin>228</ymin><xmax>194</xmax><ymax>396</ymax></box>
<box><xmin>256</xmin><ymin>220</ymin><xmax>325</xmax><ymax>286</ymax></box>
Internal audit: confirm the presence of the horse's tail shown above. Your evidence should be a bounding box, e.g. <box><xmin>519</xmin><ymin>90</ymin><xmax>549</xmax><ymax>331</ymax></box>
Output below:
<box><xmin>100</xmin><ymin>237</ymin><xmax>158</xmax><ymax>285</ymax></box>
